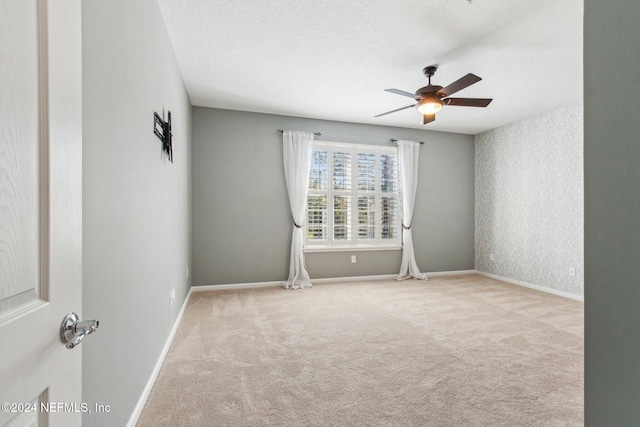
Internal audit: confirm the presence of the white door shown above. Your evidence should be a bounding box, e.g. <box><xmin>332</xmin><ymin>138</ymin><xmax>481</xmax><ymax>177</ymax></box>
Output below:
<box><xmin>0</xmin><ymin>0</ymin><xmax>83</xmax><ymax>426</ymax></box>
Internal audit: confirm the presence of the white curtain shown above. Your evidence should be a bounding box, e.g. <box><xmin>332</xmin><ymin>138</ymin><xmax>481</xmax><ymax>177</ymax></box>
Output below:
<box><xmin>396</xmin><ymin>140</ymin><xmax>428</xmax><ymax>281</ymax></box>
<box><xmin>282</xmin><ymin>130</ymin><xmax>314</xmax><ymax>289</ymax></box>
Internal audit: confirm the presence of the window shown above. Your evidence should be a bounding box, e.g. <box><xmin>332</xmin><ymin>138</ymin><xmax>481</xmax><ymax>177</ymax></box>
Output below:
<box><xmin>305</xmin><ymin>141</ymin><xmax>400</xmax><ymax>251</ymax></box>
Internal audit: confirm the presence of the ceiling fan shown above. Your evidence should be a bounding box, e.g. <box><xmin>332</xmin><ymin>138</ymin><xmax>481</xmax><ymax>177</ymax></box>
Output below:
<box><xmin>375</xmin><ymin>66</ymin><xmax>493</xmax><ymax>124</ymax></box>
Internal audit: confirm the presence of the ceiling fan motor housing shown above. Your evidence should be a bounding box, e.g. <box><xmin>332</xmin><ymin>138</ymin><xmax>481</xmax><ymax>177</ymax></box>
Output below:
<box><xmin>415</xmin><ymin>85</ymin><xmax>444</xmax><ymax>99</ymax></box>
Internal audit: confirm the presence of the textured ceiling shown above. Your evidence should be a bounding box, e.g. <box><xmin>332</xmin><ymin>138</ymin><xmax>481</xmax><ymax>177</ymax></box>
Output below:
<box><xmin>157</xmin><ymin>0</ymin><xmax>583</xmax><ymax>135</ymax></box>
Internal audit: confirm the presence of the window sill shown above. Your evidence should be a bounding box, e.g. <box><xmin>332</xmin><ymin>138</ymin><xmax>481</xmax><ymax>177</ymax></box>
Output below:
<box><xmin>304</xmin><ymin>246</ymin><xmax>401</xmax><ymax>253</ymax></box>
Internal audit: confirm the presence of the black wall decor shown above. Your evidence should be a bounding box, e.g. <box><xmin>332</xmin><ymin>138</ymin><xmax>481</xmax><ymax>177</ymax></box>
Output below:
<box><xmin>154</xmin><ymin>111</ymin><xmax>173</xmax><ymax>162</ymax></box>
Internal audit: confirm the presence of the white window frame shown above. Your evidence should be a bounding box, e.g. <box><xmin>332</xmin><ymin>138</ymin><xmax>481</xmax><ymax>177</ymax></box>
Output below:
<box><xmin>304</xmin><ymin>140</ymin><xmax>401</xmax><ymax>252</ymax></box>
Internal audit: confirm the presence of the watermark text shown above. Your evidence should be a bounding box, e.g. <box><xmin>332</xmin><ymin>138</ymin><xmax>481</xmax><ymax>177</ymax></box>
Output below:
<box><xmin>2</xmin><ymin>402</ymin><xmax>111</xmax><ymax>414</ymax></box>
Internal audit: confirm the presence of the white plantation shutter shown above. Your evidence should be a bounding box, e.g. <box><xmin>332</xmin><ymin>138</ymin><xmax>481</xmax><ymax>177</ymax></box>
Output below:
<box><xmin>379</xmin><ymin>153</ymin><xmax>399</xmax><ymax>241</ymax></box>
<box><xmin>305</xmin><ymin>141</ymin><xmax>400</xmax><ymax>249</ymax></box>
<box><xmin>357</xmin><ymin>153</ymin><xmax>376</xmax><ymax>241</ymax></box>
<box><xmin>332</xmin><ymin>151</ymin><xmax>352</xmax><ymax>241</ymax></box>
<box><xmin>357</xmin><ymin>196</ymin><xmax>376</xmax><ymax>239</ymax></box>
<box><xmin>307</xmin><ymin>195</ymin><xmax>327</xmax><ymax>240</ymax></box>
<box><xmin>307</xmin><ymin>149</ymin><xmax>328</xmax><ymax>241</ymax></box>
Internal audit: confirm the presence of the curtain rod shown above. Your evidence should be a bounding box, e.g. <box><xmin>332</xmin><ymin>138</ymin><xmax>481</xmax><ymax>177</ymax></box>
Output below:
<box><xmin>390</xmin><ymin>139</ymin><xmax>425</xmax><ymax>145</ymax></box>
<box><xmin>277</xmin><ymin>129</ymin><xmax>321</xmax><ymax>136</ymax></box>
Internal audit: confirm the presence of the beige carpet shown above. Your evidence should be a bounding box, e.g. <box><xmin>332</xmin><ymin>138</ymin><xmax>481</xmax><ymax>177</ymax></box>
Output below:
<box><xmin>137</xmin><ymin>274</ymin><xmax>583</xmax><ymax>426</ymax></box>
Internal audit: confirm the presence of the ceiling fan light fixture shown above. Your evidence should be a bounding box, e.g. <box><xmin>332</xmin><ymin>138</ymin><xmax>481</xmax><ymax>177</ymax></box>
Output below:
<box><xmin>417</xmin><ymin>97</ymin><xmax>443</xmax><ymax>115</ymax></box>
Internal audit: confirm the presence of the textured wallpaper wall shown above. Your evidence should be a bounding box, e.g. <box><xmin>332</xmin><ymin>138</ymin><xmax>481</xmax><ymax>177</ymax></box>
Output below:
<box><xmin>475</xmin><ymin>103</ymin><xmax>583</xmax><ymax>296</ymax></box>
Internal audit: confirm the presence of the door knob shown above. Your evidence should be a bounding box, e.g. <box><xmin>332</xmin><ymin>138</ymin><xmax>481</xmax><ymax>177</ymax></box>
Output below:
<box><xmin>60</xmin><ymin>312</ymin><xmax>99</xmax><ymax>349</ymax></box>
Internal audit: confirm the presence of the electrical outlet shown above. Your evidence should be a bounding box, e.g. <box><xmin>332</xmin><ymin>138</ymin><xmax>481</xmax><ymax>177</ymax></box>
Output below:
<box><xmin>169</xmin><ymin>288</ymin><xmax>175</xmax><ymax>306</ymax></box>
<box><xmin>569</xmin><ymin>267</ymin><xmax>576</xmax><ymax>277</ymax></box>
<box><xmin>489</xmin><ymin>253</ymin><xmax>495</xmax><ymax>261</ymax></box>
<box><xmin>351</xmin><ymin>255</ymin><xmax>356</xmax><ymax>264</ymax></box>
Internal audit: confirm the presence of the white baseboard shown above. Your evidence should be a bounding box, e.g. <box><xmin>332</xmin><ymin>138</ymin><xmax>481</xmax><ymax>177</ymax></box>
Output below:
<box><xmin>312</xmin><ymin>274</ymin><xmax>397</xmax><ymax>284</ymax></box>
<box><xmin>475</xmin><ymin>270</ymin><xmax>584</xmax><ymax>301</ymax></box>
<box><xmin>191</xmin><ymin>281</ymin><xmax>283</xmax><ymax>292</ymax></box>
<box><xmin>191</xmin><ymin>270</ymin><xmax>478</xmax><ymax>290</ymax></box>
<box><xmin>190</xmin><ymin>276</ymin><xmax>397</xmax><ymax>291</ymax></box>
<box><xmin>428</xmin><ymin>269</ymin><xmax>477</xmax><ymax>277</ymax></box>
<box><xmin>126</xmin><ymin>287</ymin><xmax>194</xmax><ymax>427</ymax></box>
<box><xmin>312</xmin><ymin>270</ymin><xmax>476</xmax><ymax>283</ymax></box>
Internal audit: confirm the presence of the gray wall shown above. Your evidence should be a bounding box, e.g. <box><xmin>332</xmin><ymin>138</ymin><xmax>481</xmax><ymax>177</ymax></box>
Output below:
<box><xmin>192</xmin><ymin>108</ymin><xmax>475</xmax><ymax>285</ymax></box>
<box><xmin>475</xmin><ymin>103</ymin><xmax>584</xmax><ymax>296</ymax></box>
<box><xmin>82</xmin><ymin>1</ymin><xmax>191</xmax><ymax>426</ymax></box>
<box><xmin>584</xmin><ymin>0</ymin><xmax>640</xmax><ymax>424</ymax></box>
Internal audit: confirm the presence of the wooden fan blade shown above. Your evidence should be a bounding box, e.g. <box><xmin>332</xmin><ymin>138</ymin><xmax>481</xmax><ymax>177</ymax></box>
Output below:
<box><xmin>374</xmin><ymin>104</ymin><xmax>416</xmax><ymax>118</ymax></box>
<box><xmin>384</xmin><ymin>88</ymin><xmax>421</xmax><ymax>99</ymax></box>
<box><xmin>445</xmin><ymin>98</ymin><xmax>493</xmax><ymax>107</ymax></box>
<box><xmin>440</xmin><ymin>74</ymin><xmax>482</xmax><ymax>97</ymax></box>
<box><xmin>422</xmin><ymin>114</ymin><xmax>435</xmax><ymax>125</ymax></box>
